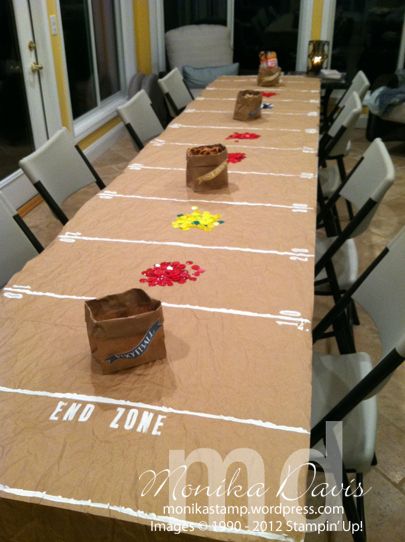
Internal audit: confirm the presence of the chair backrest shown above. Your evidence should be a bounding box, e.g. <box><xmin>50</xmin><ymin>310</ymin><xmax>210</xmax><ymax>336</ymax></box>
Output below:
<box><xmin>19</xmin><ymin>127</ymin><xmax>96</xmax><ymax>207</ymax></box>
<box><xmin>117</xmin><ymin>90</ymin><xmax>163</xmax><ymax>146</ymax></box>
<box><xmin>165</xmin><ymin>24</ymin><xmax>233</xmax><ymax>73</ymax></box>
<box><xmin>353</xmin><ymin>227</ymin><xmax>405</xmax><ymax>359</ymax></box>
<box><xmin>141</xmin><ymin>74</ymin><xmax>170</xmax><ymax>127</ymax></box>
<box><xmin>340</xmin><ymin>70</ymin><xmax>370</xmax><ymax>107</ymax></box>
<box><xmin>339</xmin><ymin>138</ymin><xmax>395</xmax><ymax>236</ymax></box>
<box><xmin>158</xmin><ymin>68</ymin><xmax>193</xmax><ymax>115</ymax></box>
<box><xmin>327</xmin><ymin>91</ymin><xmax>362</xmax><ymax>157</ymax></box>
<box><xmin>0</xmin><ymin>192</ymin><xmax>40</xmax><ymax>287</ymax></box>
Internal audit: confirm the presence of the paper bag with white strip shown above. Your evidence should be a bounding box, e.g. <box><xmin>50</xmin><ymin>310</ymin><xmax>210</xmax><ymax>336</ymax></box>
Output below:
<box><xmin>186</xmin><ymin>144</ymin><xmax>228</xmax><ymax>193</ymax></box>
<box><xmin>85</xmin><ymin>288</ymin><xmax>166</xmax><ymax>374</ymax></box>
<box><xmin>257</xmin><ymin>66</ymin><xmax>281</xmax><ymax>87</ymax></box>
<box><xmin>233</xmin><ymin>89</ymin><xmax>262</xmax><ymax>121</ymax></box>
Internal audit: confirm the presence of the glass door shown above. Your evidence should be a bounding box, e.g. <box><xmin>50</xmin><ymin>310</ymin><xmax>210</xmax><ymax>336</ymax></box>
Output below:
<box><xmin>0</xmin><ymin>0</ymin><xmax>52</xmax><ymax>197</ymax></box>
<box><xmin>328</xmin><ymin>0</ymin><xmax>405</xmax><ymax>82</ymax></box>
<box><xmin>234</xmin><ymin>0</ymin><xmax>302</xmax><ymax>73</ymax></box>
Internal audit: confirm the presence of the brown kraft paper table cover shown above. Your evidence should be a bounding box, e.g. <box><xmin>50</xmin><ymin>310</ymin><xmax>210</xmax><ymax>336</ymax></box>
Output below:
<box><xmin>0</xmin><ymin>74</ymin><xmax>320</xmax><ymax>542</ymax></box>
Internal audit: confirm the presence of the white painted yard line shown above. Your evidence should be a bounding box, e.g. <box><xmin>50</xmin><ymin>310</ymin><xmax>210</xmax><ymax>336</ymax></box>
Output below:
<box><xmin>3</xmin><ymin>286</ymin><xmax>94</xmax><ymax>301</ymax></box>
<box><xmin>128</xmin><ymin>163</ymin><xmax>315</xmax><ymax>180</ymax></box>
<box><xmin>205</xmin><ymin>87</ymin><xmax>319</xmax><ymax>93</ymax></box>
<box><xmin>212</xmin><ymin>76</ymin><xmax>310</xmax><ymax>83</ymax></box>
<box><xmin>168</xmin><ymin>122</ymin><xmax>317</xmax><ymax>134</ymax></box>
<box><xmin>196</xmin><ymin>96</ymin><xmax>319</xmax><ymax>104</ymax></box>
<box><xmin>185</xmin><ymin>109</ymin><xmax>318</xmax><ymax>117</ymax></box>
<box><xmin>3</xmin><ymin>286</ymin><xmax>312</xmax><ymax>330</ymax></box>
<box><xmin>0</xmin><ymin>484</ymin><xmax>298</xmax><ymax>541</ymax></box>
<box><xmin>0</xmin><ymin>384</ymin><xmax>309</xmax><ymax>435</ymax></box>
<box><xmin>151</xmin><ymin>138</ymin><xmax>316</xmax><ymax>153</ymax></box>
<box><xmin>57</xmin><ymin>232</ymin><xmax>314</xmax><ymax>261</ymax></box>
<box><xmin>98</xmin><ymin>191</ymin><xmax>313</xmax><ymax>213</ymax></box>
<box><xmin>212</xmin><ymin>77</ymin><xmax>257</xmax><ymax>82</ymax></box>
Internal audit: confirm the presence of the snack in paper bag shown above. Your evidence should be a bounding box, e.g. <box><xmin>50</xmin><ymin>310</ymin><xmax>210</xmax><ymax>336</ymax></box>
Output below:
<box><xmin>186</xmin><ymin>144</ymin><xmax>228</xmax><ymax>193</ymax></box>
<box><xmin>258</xmin><ymin>50</ymin><xmax>281</xmax><ymax>87</ymax></box>
<box><xmin>233</xmin><ymin>89</ymin><xmax>262</xmax><ymax>121</ymax></box>
<box><xmin>259</xmin><ymin>50</ymin><xmax>278</xmax><ymax>68</ymax></box>
<box><xmin>85</xmin><ymin>288</ymin><xmax>166</xmax><ymax>374</ymax></box>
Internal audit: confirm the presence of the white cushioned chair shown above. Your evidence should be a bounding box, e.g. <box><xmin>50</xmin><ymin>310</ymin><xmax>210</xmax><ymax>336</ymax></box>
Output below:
<box><xmin>19</xmin><ymin>127</ymin><xmax>105</xmax><ymax>225</ymax></box>
<box><xmin>165</xmin><ymin>24</ymin><xmax>235</xmax><ymax>97</ymax></box>
<box><xmin>158</xmin><ymin>68</ymin><xmax>194</xmax><ymax>117</ymax></box>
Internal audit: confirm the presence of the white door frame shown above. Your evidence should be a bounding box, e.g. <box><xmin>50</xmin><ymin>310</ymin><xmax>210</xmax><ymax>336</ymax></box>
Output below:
<box><xmin>397</xmin><ymin>12</ymin><xmax>405</xmax><ymax>70</ymax></box>
<box><xmin>14</xmin><ymin>0</ymin><xmax>61</xmax><ymax>142</ymax></box>
<box><xmin>149</xmin><ymin>0</ymin><xmax>166</xmax><ymax>73</ymax></box>
<box><xmin>0</xmin><ymin>0</ymin><xmax>61</xmax><ymax>208</ymax></box>
<box><xmin>296</xmin><ymin>0</ymin><xmax>314</xmax><ymax>71</ymax></box>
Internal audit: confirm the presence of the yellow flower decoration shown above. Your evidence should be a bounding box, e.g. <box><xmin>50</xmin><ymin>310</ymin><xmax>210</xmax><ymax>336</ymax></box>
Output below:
<box><xmin>172</xmin><ymin>207</ymin><xmax>224</xmax><ymax>232</ymax></box>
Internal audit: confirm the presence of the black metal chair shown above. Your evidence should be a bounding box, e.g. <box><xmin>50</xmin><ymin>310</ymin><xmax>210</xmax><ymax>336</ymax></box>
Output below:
<box><xmin>311</xmin><ymin>226</ymin><xmax>405</xmax><ymax>542</ymax></box>
<box><xmin>0</xmin><ymin>192</ymin><xmax>43</xmax><ymax>287</ymax></box>
<box><xmin>315</xmin><ymin>138</ymin><xmax>395</xmax><ymax>353</ymax></box>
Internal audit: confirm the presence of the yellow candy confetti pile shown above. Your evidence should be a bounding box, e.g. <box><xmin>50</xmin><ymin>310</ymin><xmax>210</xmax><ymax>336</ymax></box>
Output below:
<box><xmin>172</xmin><ymin>206</ymin><xmax>224</xmax><ymax>232</ymax></box>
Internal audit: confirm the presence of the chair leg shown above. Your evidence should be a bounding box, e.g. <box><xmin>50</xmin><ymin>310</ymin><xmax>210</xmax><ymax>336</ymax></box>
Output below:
<box><xmin>341</xmin><ymin>467</ymin><xmax>366</xmax><ymax>542</ymax></box>
<box><xmin>123</xmin><ymin>123</ymin><xmax>145</xmax><ymax>150</ymax></box>
<box><xmin>322</xmin><ymin>439</ymin><xmax>366</xmax><ymax>542</ymax></box>
<box><xmin>317</xmin><ymin>178</ymin><xmax>340</xmax><ymax>237</ymax></box>
<box><xmin>323</xmin><ymin>260</ymin><xmax>356</xmax><ymax>354</ymax></box>
<box><xmin>34</xmin><ymin>181</ymin><xmax>68</xmax><ymax>225</ymax></box>
<box><xmin>350</xmin><ymin>299</ymin><xmax>361</xmax><ymax>326</ymax></box>
<box><xmin>337</xmin><ymin>156</ymin><xmax>347</xmax><ymax>182</ymax></box>
<box><xmin>356</xmin><ymin>473</ymin><xmax>367</xmax><ymax>541</ymax></box>
<box><xmin>75</xmin><ymin>145</ymin><xmax>106</xmax><ymax>189</ymax></box>
<box><xmin>337</xmin><ymin>156</ymin><xmax>354</xmax><ymax>220</ymax></box>
<box><xmin>371</xmin><ymin>454</ymin><xmax>378</xmax><ymax>466</ymax></box>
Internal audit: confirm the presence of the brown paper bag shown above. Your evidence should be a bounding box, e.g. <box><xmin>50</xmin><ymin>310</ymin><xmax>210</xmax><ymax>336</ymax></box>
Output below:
<box><xmin>233</xmin><ymin>90</ymin><xmax>262</xmax><ymax>121</ymax></box>
<box><xmin>85</xmin><ymin>288</ymin><xmax>166</xmax><ymax>374</ymax></box>
<box><xmin>186</xmin><ymin>144</ymin><xmax>228</xmax><ymax>193</ymax></box>
<box><xmin>257</xmin><ymin>66</ymin><xmax>282</xmax><ymax>87</ymax></box>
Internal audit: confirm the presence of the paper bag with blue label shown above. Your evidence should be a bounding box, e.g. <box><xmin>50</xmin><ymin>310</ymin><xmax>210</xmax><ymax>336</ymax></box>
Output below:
<box><xmin>85</xmin><ymin>288</ymin><xmax>166</xmax><ymax>374</ymax></box>
<box><xmin>233</xmin><ymin>89</ymin><xmax>262</xmax><ymax>121</ymax></box>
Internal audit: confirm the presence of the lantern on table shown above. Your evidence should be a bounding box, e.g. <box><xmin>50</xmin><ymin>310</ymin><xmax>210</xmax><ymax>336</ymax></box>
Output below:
<box><xmin>307</xmin><ymin>40</ymin><xmax>329</xmax><ymax>75</ymax></box>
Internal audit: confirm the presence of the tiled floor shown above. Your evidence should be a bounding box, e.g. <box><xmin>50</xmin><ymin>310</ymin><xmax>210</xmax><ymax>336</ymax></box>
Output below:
<box><xmin>23</xmin><ymin>128</ymin><xmax>405</xmax><ymax>540</ymax></box>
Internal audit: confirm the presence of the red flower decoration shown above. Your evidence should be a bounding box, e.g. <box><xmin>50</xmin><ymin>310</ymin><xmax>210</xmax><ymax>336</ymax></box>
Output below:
<box><xmin>226</xmin><ymin>132</ymin><xmax>260</xmax><ymax>140</ymax></box>
<box><xmin>227</xmin><ymin>152</ymin><xmax>246</xmax><ymax>163</ymax></box>
<box><xmin>140</xmin><ymin>261</ymin><xmax>205</xmax><ymax>287</ymax></box>
<box><xmin>262</xmin><ymin>91</ymin><xmax>277</xmax><ymax>98</ymax></box>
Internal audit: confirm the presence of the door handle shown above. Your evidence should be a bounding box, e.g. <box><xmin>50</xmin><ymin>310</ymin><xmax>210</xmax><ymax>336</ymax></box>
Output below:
<box><xmin>31</xmin><ymin>62</ymin><xmax>43</xmax><ymax>73</ymax></box>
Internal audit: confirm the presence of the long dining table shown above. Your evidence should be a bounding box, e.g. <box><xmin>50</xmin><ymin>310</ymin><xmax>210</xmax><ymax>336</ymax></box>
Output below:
<box><xmin>0</xmin><ymin>74</ymin><xmax>320</xmax><ymax>542</ymax></box>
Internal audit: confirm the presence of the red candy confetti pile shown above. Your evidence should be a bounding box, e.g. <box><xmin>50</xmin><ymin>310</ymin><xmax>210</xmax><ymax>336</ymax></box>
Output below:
<box><xmin>261</xmin><ymin>91</ymin><xmax>277</xmax><ymax>98</ymax></box>
<box><xmin>140</xmin><ymin>261</ymin><xmax>205</xmax><ymax>287</ymax></box>
<box><xmin>226</xmin><ymin>132</ymin><xmax>260</xmax><ymax>140</ymax></box>
<box><xmin>227</xmin><ymin>152</ymin><xmax>246</xmax><ymax>163</ymax></box>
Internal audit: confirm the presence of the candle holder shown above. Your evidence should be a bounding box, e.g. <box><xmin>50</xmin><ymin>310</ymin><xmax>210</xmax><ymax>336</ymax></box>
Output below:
<box><xmin>307</xmin><ymin>40</ymin><xmax>329</xmax><ymax>75</ymax></box>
